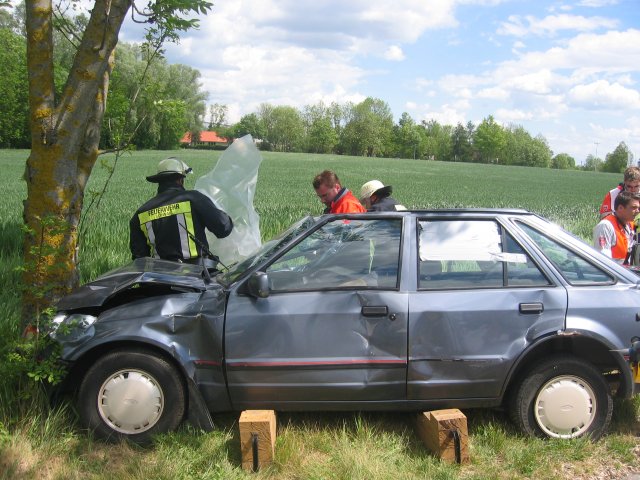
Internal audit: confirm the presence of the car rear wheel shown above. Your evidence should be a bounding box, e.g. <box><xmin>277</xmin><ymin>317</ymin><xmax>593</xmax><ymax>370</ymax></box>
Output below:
<box><xmin>78</xmin><ymin>349</ymin><xmax>186</xmax><ymax>444</ymax></box>
<box><xmin>509</xmin><ymin>355</ymin><xmax>612</xmax><ymax>440</ymax></box>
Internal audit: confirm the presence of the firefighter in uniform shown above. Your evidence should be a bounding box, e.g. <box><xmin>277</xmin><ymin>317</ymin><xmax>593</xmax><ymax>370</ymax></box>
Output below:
<box><xmin>593</xmin><ymin>190</ymin><xmax>640</xmax><ymax>265</ymax></box>
<box><xmin>129</xmin><ymin>157</ymin><xmax>233</xmax><ymax>264</ymax></box>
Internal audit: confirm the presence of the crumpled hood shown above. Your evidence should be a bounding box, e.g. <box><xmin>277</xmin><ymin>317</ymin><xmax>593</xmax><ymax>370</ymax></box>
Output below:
<box><xmin>56</xmin><ymin>257</ymin><xmax>213</xmax><ymax>311</ymax></box>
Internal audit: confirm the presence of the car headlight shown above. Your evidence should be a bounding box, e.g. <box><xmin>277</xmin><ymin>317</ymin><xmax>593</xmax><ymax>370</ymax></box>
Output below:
<box><xmin>50</xmin><ymin>313</ymin><xmax>98</xmax><ymax>336</ymax></box>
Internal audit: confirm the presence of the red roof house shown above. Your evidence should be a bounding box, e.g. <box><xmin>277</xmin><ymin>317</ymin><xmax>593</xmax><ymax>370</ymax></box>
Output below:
<box><xmin>180</xmin><ymin>131</ymin><xmax>229</xmax><ymax>146</ymax></box>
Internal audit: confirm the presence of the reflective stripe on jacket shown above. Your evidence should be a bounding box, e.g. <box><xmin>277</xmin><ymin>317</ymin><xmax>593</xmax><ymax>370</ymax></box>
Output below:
<box><xmin>129</xmin><ymin>185</ymin><xmax>233</xmax><ymax>262</ymax></box>
<box><xmin>138</xmin><ymin>200</ymin><xmax>198</xmax><ymax>259</ymax></box>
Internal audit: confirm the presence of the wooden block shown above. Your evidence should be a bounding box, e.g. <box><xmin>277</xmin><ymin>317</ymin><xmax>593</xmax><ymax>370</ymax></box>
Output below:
<box><xmin>239</xmin><ymin>410</ymin><xmax>277</xmax><ymax>471</ymax></box>
<box><xmin>416</xmin><ymin>409</ymin><xmax>469</xmax><ymax>464</ymax></box>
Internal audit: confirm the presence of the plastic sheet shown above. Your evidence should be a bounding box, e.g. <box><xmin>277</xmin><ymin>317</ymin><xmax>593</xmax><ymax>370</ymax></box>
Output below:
<box><xmin>195</xmin><ymin>135</ymin><xmax>262</xmax><ymax>266</ymax></box>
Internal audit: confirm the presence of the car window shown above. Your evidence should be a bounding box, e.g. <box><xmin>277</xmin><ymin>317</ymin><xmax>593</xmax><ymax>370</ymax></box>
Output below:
<box><xmin>516</xmin><ymin>222</ymin><xmax>614</xmax><ymax>285</ymax></box>
<box><xmin>218</xmin><ymin>216</ymin><xmax>317</xmax><ymax>286</ymax></box>
<box><xmin>418</xmin><ymin>220</ymin><xmax>550</xmax><ymax>289</ymax></box>
<box><xmin>266</xmin><ymin>218</ymin><xmax>402</xmax><ymax>291</ymax></box>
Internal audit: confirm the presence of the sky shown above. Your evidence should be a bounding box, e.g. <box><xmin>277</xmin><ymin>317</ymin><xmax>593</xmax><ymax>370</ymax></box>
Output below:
<box><xmin>119</xmin><ymin>0</ymin><xmax>639</xmax><ymax>164</ymax></box>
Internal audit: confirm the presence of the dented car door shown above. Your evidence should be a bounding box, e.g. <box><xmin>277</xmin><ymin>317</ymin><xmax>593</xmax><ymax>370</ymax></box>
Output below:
<box><xmin>408</xmin><ymin>217</ymin><xmax>567</xmax><ymax>400</ymax></box>
<box><xmin>223</xmin><ymin>217</ymin><xmax>408</xmax><ymax>409</ymax></box>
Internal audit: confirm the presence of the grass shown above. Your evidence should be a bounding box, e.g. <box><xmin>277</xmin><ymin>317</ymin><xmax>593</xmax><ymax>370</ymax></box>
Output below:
<box><xmin>2</xmin><ymin>407</ymin><xmax>639</xmax><ymax>479</ymax></box>
<box><xmin>0</xmin><ymin>148</ymin><xmax>638</xmax><ymax>479</ymax></box>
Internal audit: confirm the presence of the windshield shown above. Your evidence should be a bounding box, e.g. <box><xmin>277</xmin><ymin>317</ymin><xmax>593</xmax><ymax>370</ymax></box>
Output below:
<box><xmin>217</xmin><ymin>216</ymin><xmax>318</xmax><ymax>286</ymax></box>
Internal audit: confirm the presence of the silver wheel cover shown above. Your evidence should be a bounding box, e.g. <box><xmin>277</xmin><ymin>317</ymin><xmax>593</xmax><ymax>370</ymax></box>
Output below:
<box><xmin>97</xmin><ymin>369</ymin><xmax>164</xmax><ymax>435</ymax></box>
<box><xmin>534</xmin><ymin>375</ymin><xmax>596</xmax><ymax>438</ymax></box>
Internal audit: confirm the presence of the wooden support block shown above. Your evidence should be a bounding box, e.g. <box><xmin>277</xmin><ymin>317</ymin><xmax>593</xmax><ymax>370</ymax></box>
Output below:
<box><xmin>416</xmin><ymin>409</ymin><xmax>469</xmax><ymax>464</ymax></box>
<box><xmin>239</xmin><ymin>410</ymin><xmax>277</xmax><ymax>472</ymax></box>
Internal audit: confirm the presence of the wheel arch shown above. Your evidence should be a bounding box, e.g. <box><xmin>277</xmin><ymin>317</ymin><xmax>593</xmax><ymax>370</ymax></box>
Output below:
<box><xmin>503</xmin><ymin>332</ymin><xmax>633</xmax><ymax>403</ymax></box>
<box><xmin>64</xmin><ymin>340</ymin><xmax>186</xmax><ymax>388</ymax></box>
<box><xmin>62</xmin><ymin>339</ymin><xmax>215</xmax><ymax>431</ymax></box>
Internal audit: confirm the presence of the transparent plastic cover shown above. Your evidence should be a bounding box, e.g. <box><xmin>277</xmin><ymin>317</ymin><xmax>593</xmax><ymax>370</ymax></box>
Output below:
<box><xmin>195</xmin><ymin>135</ymin><xmax>263</xmax><ymax>266</ymax></box>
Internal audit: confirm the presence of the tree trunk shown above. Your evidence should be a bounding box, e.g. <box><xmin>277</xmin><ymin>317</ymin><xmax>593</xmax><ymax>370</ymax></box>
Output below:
<box><xmin>22</xmin><ymin>0</ymin><xmax>129</xmax><ymax>325</ymax></box>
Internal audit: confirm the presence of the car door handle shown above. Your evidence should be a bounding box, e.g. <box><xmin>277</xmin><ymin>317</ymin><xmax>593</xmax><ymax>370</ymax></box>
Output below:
<box><xmin>361</xmin><ymin>306</ymin><xmax>388</xmax><ymax>317</ymax></box>
<box><xmin>519</xmin><ymin>302</ymin><xmax>544</xmax><ymax>314</ymax></box>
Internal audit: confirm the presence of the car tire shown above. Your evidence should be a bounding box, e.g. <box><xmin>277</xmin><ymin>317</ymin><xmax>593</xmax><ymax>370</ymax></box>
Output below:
<box><xmin>509</xmin><ymin>355</ymin><xmax>612</xmax><ymax>440</ymax></box>
<box><xmin>77</xmin><ymin>349</ymin><xmax>186</xmax><ymax>444</ymax></box>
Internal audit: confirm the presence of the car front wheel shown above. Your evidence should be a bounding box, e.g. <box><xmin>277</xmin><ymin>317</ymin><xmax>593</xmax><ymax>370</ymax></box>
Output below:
<box><xmin>509</xmin><ymin>355</ymin><xmax>613</xmax><ymax>440</ymax></box>
<box><xmin>78</xmin><ymin>349</ymin><xmax>186</xmax><ymax>444</ymax></box>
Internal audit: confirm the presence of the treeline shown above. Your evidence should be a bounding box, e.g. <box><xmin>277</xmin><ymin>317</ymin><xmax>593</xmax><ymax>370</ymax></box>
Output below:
<box><xmin>225</xmin><ymin>104</ymin><xmax>578</xmax><ymax>168</ymax></box>
<box><xmin>209</xmin><ymin>99</ymin><xmax>633</xmax><ymax>173</ymax></box>
<box><xmin>0</xmin><ymin>6</ymin><xmax>633</xmax><ymax>172</ymax></box>
<box><xmin>0</xmin><ymin>8</ymin><xmax>205</xmax><ymax>152</ymax></box>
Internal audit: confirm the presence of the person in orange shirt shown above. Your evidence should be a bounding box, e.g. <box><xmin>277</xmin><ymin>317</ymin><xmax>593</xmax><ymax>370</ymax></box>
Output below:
<box><xmin>593</xmin><ymin>190</ymin><xmax>640</xmax><ymax>265</ymax></box>
<box><xmin>599</xmin><ymin>166</ymin><xmax>640</xmax><ymax>219</ymax></box>
<box><xmin>312</xmin><ymin>170</ymin><xmax>366</xmax><ymax>214</ymax></box>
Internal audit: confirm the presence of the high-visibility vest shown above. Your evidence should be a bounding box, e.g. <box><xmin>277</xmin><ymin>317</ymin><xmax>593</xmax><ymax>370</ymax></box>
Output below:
<box><xmin>138</xmin><ymin>200</ymin><xmax>198</xmax><ymax>259</ymax></box>
<box><xmin>603</xmin><ymin>214</ymin><xmax>634</xmax><ymax>263</ymax></box>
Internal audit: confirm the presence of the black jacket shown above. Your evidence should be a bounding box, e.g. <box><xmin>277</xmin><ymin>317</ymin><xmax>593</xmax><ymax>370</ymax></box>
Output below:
<box><xmin>368</xmin><ymin>196</ymin><xmax>404</xmax><ymax>212</ymax></box>
<box><xmin>129</xmin><ymin>184</ymin><xmax>233</xmax><ymax>261</ymax></box>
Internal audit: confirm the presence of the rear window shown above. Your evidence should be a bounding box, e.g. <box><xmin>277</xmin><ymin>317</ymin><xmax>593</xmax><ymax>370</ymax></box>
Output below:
<box><xmin>418</xmin><ymin>219</ymin><xmax>551</xmax><ymax>290</ymax></box>
<box><xmin>516</xmin><ymin>222</ymin><xmax>614</xmax><ymax>285</ymax></box>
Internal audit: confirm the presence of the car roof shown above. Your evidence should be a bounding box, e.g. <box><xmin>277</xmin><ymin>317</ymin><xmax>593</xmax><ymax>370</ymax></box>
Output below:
<box><xmin>322</xmin><ymin>208</ymin><xmax>534</xmax><ymax>217</ymax></box>
<box><xmin>407</xmin><ymin>208</ymin><xmax>531</xmax><ymax>215</ymax></box>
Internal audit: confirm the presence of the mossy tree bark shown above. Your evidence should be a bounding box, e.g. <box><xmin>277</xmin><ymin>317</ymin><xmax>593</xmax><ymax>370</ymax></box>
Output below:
<box><xmin>21</xmin><ymin>0</ymin><xmax>211</xmax><ymax>325</ymax></box>
<box><xmin>22</xmin><ymin>0</ymin><xmax>129</xmax><ymax>324</ymax></box>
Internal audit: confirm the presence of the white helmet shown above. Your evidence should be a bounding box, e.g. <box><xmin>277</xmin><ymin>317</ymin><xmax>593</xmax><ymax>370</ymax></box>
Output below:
<box><xmin>146</xmin><ymin>157</ymin><xmax>193</xmax><ymax>182</ymax></box>
<box><xmin>360</xmin><ymin>180</ymin><xmax>391</xmax><ymax>201</ymax></box>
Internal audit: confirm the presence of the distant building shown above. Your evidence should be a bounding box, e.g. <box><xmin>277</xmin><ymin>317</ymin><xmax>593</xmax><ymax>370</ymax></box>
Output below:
<box><xmin>180</xmin><ymin>131</ymin><xmax>229</xmax><ymax>148</ymax></box>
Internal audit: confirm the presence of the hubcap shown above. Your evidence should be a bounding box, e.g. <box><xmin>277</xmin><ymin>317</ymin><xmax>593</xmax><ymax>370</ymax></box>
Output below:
<box><xmin>97</xmin><ymin>369</ymin><xmax>164</xmax><ymax>434</ymax></box>
<box><xmin>534</xmin><ymin>375</ymin><xmax>596</xmax><ymax>438</ymax></box>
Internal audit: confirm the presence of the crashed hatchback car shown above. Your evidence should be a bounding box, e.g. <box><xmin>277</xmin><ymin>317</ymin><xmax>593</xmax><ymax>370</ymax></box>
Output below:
<box><xmin>53</xmin><ymin>209</ymin><xmax>640</xmax><ymax>443</ymax></box>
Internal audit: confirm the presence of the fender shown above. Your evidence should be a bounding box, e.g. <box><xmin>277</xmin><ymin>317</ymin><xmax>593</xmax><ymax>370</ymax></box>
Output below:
<box><xmin>502</xmin><ymin>330</ymin><xmax>635</xmax><ymax>399</ymax></box>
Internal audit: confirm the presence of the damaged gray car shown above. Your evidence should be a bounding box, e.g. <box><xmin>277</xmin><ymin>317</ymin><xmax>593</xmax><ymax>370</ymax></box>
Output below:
<box><xmin>52</xmin><ymin>209</ymin><xmax>640</xmax><ymax>443</ymax></box>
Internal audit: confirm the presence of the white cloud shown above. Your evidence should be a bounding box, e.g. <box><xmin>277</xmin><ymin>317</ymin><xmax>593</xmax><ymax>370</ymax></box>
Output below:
<box><xmin>418</xmin><ymin>28</ymin><xmax>640</xmax><ymax>120</ymax></box>
<box><xmin>477</xmin><ymin>86</ymin><xmax>510</xmax><ymax>100</ymax></box>
<box><xmin>191</xmin><ymin>0</ymin><xmax>462</xmax><ymax>54</ymax></box>
<box><xmin>417</xmin><ymin>104</ymin><xmax>468</xmax><ymax>126</ymax></box>
<box><xmin>490</xmin><ymin>29</ymin><xmax>640</xmax><ymax>82</ymax></box>
<box><xmin>142</xmin><ymin>0</ymin><xmax>482</xmax><ymax>123</ymax></box>
<box><xmin>495</xmin><ymin>108</ymin><xmax>533</xmax><ymax>122</ymax></box>
<box><xmin>384</xmin><ymin>45</ymin><xmax>405</xmax><ymax>61</ymax></box>
<box><xmin>568</xmin><ymin>80</ymin><xmax>640</xmax><ymax>109</ymax></box>
<box><xmin>438</xmin><ymin>74</ymin><xmax>484</xmax><ymax>95</ymax></box>
<box><xmin>414</xmin><ymin>78</ymin><xmax>434</xmax><ymax>91</ymax></box>
<box><xmin>577</xmin><ymin>0</ymin><xmax>619</xmax><ymax>7</ymax></box>
<box><xmin>614</xmin><ymin>74</ymin><xmax>635</xmax><ymax>86</ymax></box>
<box><xmin>193</xmin><ymin>42</ymin><xmax>368</xmax><ymax>122</ymax></box>
<box><xmin>358</xmin><ymin>1</ymin><xmax>460</xmax><ymax>42</ymax></box>
<box><xmin>497</xmin><ymin>14</ymin><xmax>618</xmax><ymax>37</ymax></box>
<box><xmin>504</xmin><ymin>69</ymin><xmax>558</xmax><ymax>95</ymax></box>
<box><xmin>495</xmin><ymin>106</ymin><xmax>561</xmax><ymax>123</ymax></box>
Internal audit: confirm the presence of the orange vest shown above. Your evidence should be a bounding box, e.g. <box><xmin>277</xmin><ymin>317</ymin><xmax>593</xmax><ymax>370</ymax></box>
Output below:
<box><xmin>603</xmin><ymin>214</ymin><xmax>634</xmax><ymax>263</ymax></box>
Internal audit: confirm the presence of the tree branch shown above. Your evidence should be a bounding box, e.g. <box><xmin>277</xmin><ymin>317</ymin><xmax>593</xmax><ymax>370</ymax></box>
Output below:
<box><xmin>25</xmin><ymin>0</ymin><xmax>56</xmax><ymax>146</ymax></box>
<box><xmin>54</xmin><ymin>0</ymin><xmax>130</xmax><ymax>154</ymax></box>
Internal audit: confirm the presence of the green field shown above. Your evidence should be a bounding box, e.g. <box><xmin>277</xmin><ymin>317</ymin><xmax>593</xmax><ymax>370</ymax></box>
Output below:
<box><xmin>0</xmin><ymin>148</ymin><xmax>620</xmax><ymax>281</ymax></box>
<box><xmin>1</xmin><ymin>149</ymin><xmax>638</xmax><ymax>479</ymax></box>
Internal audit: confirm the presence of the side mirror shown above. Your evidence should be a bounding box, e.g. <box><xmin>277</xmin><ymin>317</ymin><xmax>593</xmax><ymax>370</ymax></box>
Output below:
<box><xmin>247</xmin><ymin>272</ymin><xmax>270</xmax><ymax>298</ymax></box>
